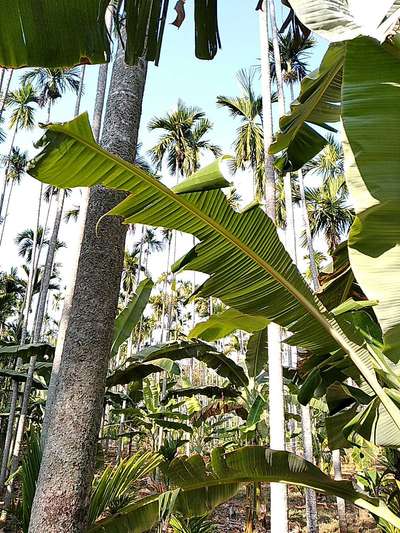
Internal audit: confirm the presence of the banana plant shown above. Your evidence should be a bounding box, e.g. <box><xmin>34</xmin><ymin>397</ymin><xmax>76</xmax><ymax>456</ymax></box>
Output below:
<box><xmin>27</xmin><ymin>111</ymin><xmax>400</xmax><ymax>458</ymax></box>
<box><xmin>26</xmin><ymin>93</ymin><xmax>400</xmax><ymax>517</ymax></box>
<box><xmin>89</xmin><ymin>445</ymin><xmax>400</xmax><ymax>532</ymax></box>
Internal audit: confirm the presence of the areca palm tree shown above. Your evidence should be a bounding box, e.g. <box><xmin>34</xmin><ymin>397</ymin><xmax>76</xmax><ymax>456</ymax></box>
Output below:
<box><xmin>21</xmin><ymin>67</ymin><xmax>80</xmax><ymax>120</ymax></box>
<box><xmin>217</xmin><ymin>68</ymin><xmax>265</xmax><ymax>199</ymax></box>
<box><xmin>16</xmin><ymin>227</ymin><xmax>48</xmax><ymax>263</ymax></box>
<box><xmin>269</xmin><ymin>30</ymin><xmax>314</xmax><ymax>87</ymax></box>
<box><xmin>0</xmin><ymin>83</ymin><xmax>37</xmax><ymax>217</ymax></box>
<box><xmin>304</xmin><ymin>175</ymin><xmax>354</xmax><ymax>254</ymax></box>
<box><xmin>305</xmin><ymin>134</ymin><xmax>344</xmax><ymax>181</ymax></box>
<box><xmin>148</xmin><ymin>99</ymin><xmax>221</xmax><ymax>179</ymax></box>
<box><xmin>0</xmin><ymin>147</ymin><xmax>28</xmax><ymax>245</ymax></box>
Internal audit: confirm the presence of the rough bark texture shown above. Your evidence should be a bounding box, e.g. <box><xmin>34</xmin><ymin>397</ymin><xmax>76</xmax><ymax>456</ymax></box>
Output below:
<box><xmin>29</xmin><ymin>40</ymin><xmax>148</xmax><ymax>532</ymax></box>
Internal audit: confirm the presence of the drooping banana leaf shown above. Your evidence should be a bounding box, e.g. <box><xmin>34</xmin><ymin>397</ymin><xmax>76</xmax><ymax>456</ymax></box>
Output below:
<box><xmin>111</xmin><ymin>277</ymin><xmax>153</xmax><ymax>357</ymax></box>
<box><xmin>246</xmin><ymin>327</ymin><xmax>268</xmax><ymax>378</ymax></box>
<box><xmin>106</xmin><ymin>358</ymin><xmax>180</xmax><ymax>388</ymax></box>
<box><xmin>1</xmin><ymin>0</ymin><xmax>221</xmax><ymax>68</ymax></box>
<box><xmin>189</xmin><ymin>308</ymin><xmax>268</xmax><ymax>341</ymax></box>
<box><xmin>270</xmin><ymin>43</ymin><xmax>344</xmax><ymax>172</ymax></box>
<box><xmin>27</xmin><ymin>112</ymin><xmax>400</xmax><ymax>435</ymax></box>
<box><xmin>89</xmin><ymin>446</ymin><xmax>400</xmax><ymax>532</ymax></box>
<box><xmin>133</xmin><ymin>340</ymin><xmax>248</xmax><ymax>388</ymax></box>
<box><xmin>342</xmin><ymin>37</ymin><xmax>400</xmax><ymax>362</ymax></box>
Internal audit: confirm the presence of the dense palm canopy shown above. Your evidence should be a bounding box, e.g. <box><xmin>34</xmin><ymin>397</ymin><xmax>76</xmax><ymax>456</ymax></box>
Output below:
<box><xmin>148</xmin><ymin>99</ymin><xmax>221</xmax><ymax>178</ymax></box>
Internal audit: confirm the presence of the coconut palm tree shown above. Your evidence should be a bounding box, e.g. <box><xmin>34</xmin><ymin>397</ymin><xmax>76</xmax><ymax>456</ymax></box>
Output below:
<box><xmin>304</xmin><ymin>175</ymin><xmax>354</xmax><ymax>254</ymax></box>
<box><xmin>148</xmin><ymin>99</ymin><xmax>221</xmax><ymax>179</ymax></box>
<box><xmin>0</xmin><ymin>147</ymin><xmax>28</xmax><ymax>245</ymax></box>
<box><xmin>0</xmin><ymin>83</ymin><xmax>37</xmax><ymax>217</ymax></box>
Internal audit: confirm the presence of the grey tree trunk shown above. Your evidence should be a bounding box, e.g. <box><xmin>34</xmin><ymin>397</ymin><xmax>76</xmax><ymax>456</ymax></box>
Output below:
<box><xmin>0</xmin><ymin>69</ymin><xmax>13</xmax><ymax>121</ymax></box>
<box><xmin>29</xmin><ymin>41</ymin><xmax>148</xmax><ymax>532</ymax></box>
<box><xmin>33</xmin><ymin>191</ymin><xmax>65</xmax><ymax>341</ymax></box>
<box><xmin>0</xmin><ymin>178</ymin><xmax>15</xmax><ymax>246</ymax></box>
<box><xmin>259</xmin><ymin>3</ymin><xmax>288</xmax><ymax>532</ymax></box>
<box><xmin>0</xmin><ymin>124</ymin><xmax>18</xmax><ymax>221</ymax></box>
<box><xmin>0</xmin><ymin>68</ymin><xmax>5</xmax><ymax>93</ymax></box>
<box><xmin>74</xmin><ymin>66</ymin><xmax>86</xmax><ymax>117</ymax></box>
<box><xmin>333</xmin><ymin>449</ymin><xmax>348</xmax><ymax>533</ymax></box>
<box><xmin>301</xmin><ymin>405</ymin><xmax>319</xmax><ymax>533</ymax></box>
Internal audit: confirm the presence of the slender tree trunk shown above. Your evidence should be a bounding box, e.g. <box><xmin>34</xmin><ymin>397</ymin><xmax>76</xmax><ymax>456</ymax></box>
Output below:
<box><xmin>74</xmin><ymin>66</ymin><xmax>86</xmax><ymax>117</ymax></box>
<box><xmin>160</xmin><ymin>236</ymin><xmax>171</xmax><ymax>342</ymax></box>
<box><xmin>0</xmin><ymin>364</ymin><xmax>20</xmax><ymax>492</ymax></box>
<box><xmin>0</xmin><ymin>69</ymin><xmax>13</xmax><ymax>121</ymax></box>
<box><xmin>333</xmin><ymin>449</ymin><xmax>347</xmax><ymax>533</ymax></box>
<box><xmin>29</xmin><ymin>40</ymin><xmax>148</xmax><ymax>532</ymax></box>
<box><xmin>260</xmin><ymin>3</ymin><xmax>287</xmax><ymax>531</ymax></box>
<box><xmin>91</xmin><ymin>4</ymin><xmax>115</xmax><ymax>141</ymax></box>
<box><xmin>301</xmin><ymin>405</ymin><xmax>319</xmax><ymax>533</ymax></box>
<box><xmin>33</xmin><ymin>190</ymin><xmax>65</xmax><ymax>341</ymax></box>
<box><xmin>0</xmin><ymin>179</ymin><xmax>15</xmax><ymax>246</ymax></box>
<box><xmin>0</xmin><ymin>124</ymin><xmax>18</xmax><ymax>220</ymax></box>
<box><xmin>0</xmin><ymin>68</ymin><xmax>5</xmax><ymax>94</ymax></box>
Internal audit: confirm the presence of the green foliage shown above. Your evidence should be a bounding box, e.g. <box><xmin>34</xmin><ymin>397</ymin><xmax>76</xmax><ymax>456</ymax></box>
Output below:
<box><xmin>88</xmin><ymin>451</ymin><xmax>162</xmax><ymax>525</ymax></box>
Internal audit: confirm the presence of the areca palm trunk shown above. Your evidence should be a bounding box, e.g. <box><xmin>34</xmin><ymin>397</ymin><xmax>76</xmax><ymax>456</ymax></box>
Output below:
<box><xmin>0</xmin><ymin>69</ymin><xmax>13</xmax><ymax>121</ymax></box>
<box><xmin>0</xmin><ymin>178</ymin><xmax>15</xmax><ymax>246</ymax></box>
<box><xmin>259</xmin><ymin>3</ymin><xmax>288</xmax><ymax>532</ymax></box>
<box><xmin>0</xmin><ymin>124</ymin><xmax>18</xmax><ymax>221</ymax></box>
<box><xmin>29</xmin><ymin>38</ymin><xmax>148</xmax><ymax>532</ymax></box>
<box><xmin>269</xmin><ymin>3</ymin><xmax>319</xmax><ymax>531</ymax></box>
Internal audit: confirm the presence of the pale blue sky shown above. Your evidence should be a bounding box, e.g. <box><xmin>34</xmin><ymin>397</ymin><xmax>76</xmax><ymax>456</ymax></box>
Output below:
<box><xmin>0</xmin><ymin>1</ymin><xmax>328</xmax><ymax>290</ymax></box>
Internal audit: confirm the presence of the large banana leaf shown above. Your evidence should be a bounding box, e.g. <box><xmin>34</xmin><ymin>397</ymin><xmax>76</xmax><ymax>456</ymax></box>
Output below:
<box><xmin>89</xmin><ymin>446</ymin><xmax>400</xmax><ymax>532</ymax></box>
<box><xmin>343</xmin><ymin>37</ymin><xmax>400</xmax><ymax>362</ymax></box>
<box><xmin>106</xmin><ymin>358</ymin><xmax>180</xmax><ymax>388</ymax></box>
<box><xmin>1</xmin><ymin>0</ymin><xmax>220</xmax><ymax>68</ymax></box>
<box><xmin>189</xmin><ymin>308</ymin><xmax>268</xmax><ymax>342</ymax></box>
<box><xmin>270</xmin><ymin>43</ymin><xmax>344</xmax><ymax>172</ymax></box>
<box><xmin>28</xmin><ymin>112</ymin><xmax>400</xmax><ymax>437</ymax></box>
<box><xmin>289</xmin><ymin>0</ymin><xmax>400</xmax><ymax>42</ymax></box>
<box><xmin>111</xmin><ymin>278</ymin><xmax>153</xmax><ymax>357</ymax></box>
